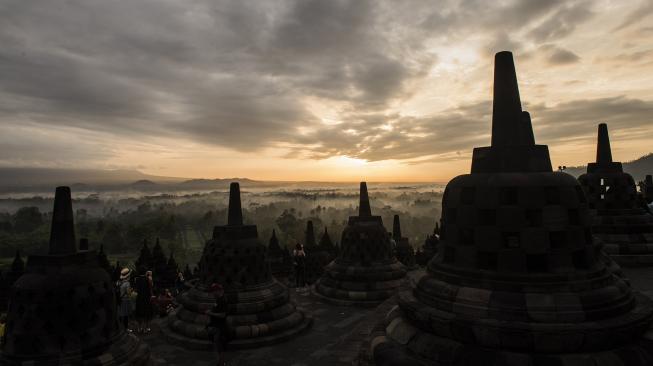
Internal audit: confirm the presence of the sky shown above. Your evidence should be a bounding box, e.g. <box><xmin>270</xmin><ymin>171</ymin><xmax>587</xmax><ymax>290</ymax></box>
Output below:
<box><xmin>0</xmin><ymin>0</ymin><xmax>652</xmax><ymax>182</ymax></box>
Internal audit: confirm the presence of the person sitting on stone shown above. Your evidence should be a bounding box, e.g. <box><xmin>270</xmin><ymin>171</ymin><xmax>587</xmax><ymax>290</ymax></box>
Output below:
<box><xmin>205</xmin><ymin>283</ymin><xmax>228</xmax><ymax>366</ymax></box>
<box><xmin>292</xmin><ymin>243</ymin><xmax>306</xmax><ymax>291</ymax></box>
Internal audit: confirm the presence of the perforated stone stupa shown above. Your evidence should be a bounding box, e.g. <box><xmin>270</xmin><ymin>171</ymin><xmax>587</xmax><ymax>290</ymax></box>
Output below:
<box><xmin>392</xmin><ymin>215</ymin><xmax>416</xmax><ymax>269</ymax></box>
<box><xmin>363</xmin><ymin>52</ymin><xmax>653</xmax><ymax>366</ymax></box>
<box><xmin>1</xmin><ymin>186</ymin><xmax>151</xmax><ymax>365</ymax></box>
<box><xmin>266</xmin><ymin>229</ymin><xmax>292</xmax><ymax>278</ymax></box>
<box><xmin>313</xmin><ymin>182</ymin><xmax>406</xmax><ymax>306</ymax></box>
<box><xmin>578</xmin><ymin>124</ymin><xmax>653</xmax><ymax>266</ymax></box>
<box><xmin>163</xmin><ymin>182</ymin><xmax>311</xmax><ymax>349</ymax></box>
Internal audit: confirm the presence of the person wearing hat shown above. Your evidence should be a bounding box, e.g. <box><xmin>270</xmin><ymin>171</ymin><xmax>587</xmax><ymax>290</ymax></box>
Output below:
<box><xmin>116</xmin><ymin>268</ymin><xmax>134</xmax><ymax>332</ymax></box>
<box><xmin>205</xmin><ymin>283</ymin><xmax>228</xmax><ymax>366</ymax></box>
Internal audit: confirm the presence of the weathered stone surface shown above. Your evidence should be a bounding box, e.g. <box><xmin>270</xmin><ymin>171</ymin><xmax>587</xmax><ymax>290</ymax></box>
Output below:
<box><xmin>361</xmin><ymin>52</ymin><xmax>653</xmax><ymax>366</ymax></box>
<box><xmin>579</xmin><ymin>124</ymin><xmax>653</xmax><ymax>266</ymax></box>
<box><xmin>163</xmin><ymin>182</ymin><xmax>311</xmax><ymax>349</ymax></box>
<box><xmin>314</xmin><ymin>182</ymin><xmax>406</xmax><ymax>306</ymax></box>
<box><xmin>1</xmin><ymin>186</ymin><xmax>151</xmax><ymax>365</ymax></box>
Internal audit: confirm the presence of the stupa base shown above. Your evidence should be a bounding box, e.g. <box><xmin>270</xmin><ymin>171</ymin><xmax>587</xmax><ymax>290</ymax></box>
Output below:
<box><xmin>361</xmin><ymin>302</ymin><xmax>653</xmax><ymax>366</ymax></box>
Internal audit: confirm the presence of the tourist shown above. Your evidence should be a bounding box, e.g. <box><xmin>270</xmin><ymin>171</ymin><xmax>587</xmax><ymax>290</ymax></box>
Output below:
<box><xmin>175</xmin><ymin>270</ymin><xmax>185</xmax><ymax>296</ymax></box>
<box><xmin>155</xmin><ymin>288</ymin><xmax>176</xmax><ymax>317</ymax></box>
<box><xmin>116</xmin><ymin>268</ymin><xmax>134</xmax><ymax>332</ymax></box>
<box><xmin>206</xmin><ymin>283</ymin><xmax>228</xmax><ymax>366</ymax></box>
<box><xmin>293</xmin><ymin>243</ymin><xmax>306</xmax><ymax>291</ymax></box>
<box><xmin>134</xmin><ymin>269</ymin><xmax>154</xmax><ymax>334</ymax></box>
<box><xmin>0</xmin><ymin>314</ymin><xmax>6</xmax><ymax>346</ymax></box>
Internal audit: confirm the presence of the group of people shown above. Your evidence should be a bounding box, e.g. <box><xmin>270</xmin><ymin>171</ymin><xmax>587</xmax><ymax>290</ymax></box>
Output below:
<box><xmin>116</xmin><ymin>267</ymin><xmax>179</xmax><ymax>334</ymax></box>
<box><xmin>116</xmin><ymin>267</ymin><xmax>228</xmax><ymax>365</ymax></box>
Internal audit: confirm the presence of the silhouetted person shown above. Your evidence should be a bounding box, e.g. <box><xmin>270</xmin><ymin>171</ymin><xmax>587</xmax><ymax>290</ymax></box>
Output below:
<box><xmin>205</xmin><ymin>283</ymin><xmax>228</xmax><ymax>366</ymax></box>
<box><xmin>117</xmin><ymin>268</ymin><xmax>134</xmax><ymax>332</ymax></box>
<box><xmin>134</xmin><ymin>269</ymin><xmax>154</xmax><ymax>333</ymax></box>
<box><xmin>293</xmin><ymin>243</ymin><xmax>306</xmax><ymax>291</ymax></box>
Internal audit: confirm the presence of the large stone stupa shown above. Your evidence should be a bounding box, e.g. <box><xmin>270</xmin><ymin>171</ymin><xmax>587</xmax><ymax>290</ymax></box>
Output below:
<box><xmin>362</xmin><ymin>52</ymin><xmax>653</xmax><ymax>365</ymax></box>
<box><xmin>313</xmin><ymin>182</ymin><xmax>406</xmax><ymax>306</ymax></box>
<box><xmin>1</xmin><ymin>187</ymin><xmax>151</xmax><ymax>365</ymax></box>
<box><xmin>578</xmin><ymin>124</ymin><xmax>653</xmax><ymax>266</ymax></box>
<box><xmin>163</xmin><ymin>183</ymin><xmax>311</xmax><ymax>349</ymax></box>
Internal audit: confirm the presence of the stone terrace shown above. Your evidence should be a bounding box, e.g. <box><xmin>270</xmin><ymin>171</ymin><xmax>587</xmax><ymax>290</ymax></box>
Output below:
<box><xmin>142</xmin><ymin>268</ymin><xmax>653</xmax><ymax>365</ymax></box>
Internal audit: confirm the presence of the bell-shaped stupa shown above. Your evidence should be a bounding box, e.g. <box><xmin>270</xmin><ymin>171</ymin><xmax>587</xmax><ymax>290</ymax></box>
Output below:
<box><xmin>578</xmin><ymin>124</ymin><xmax>653</xmax><ymax>266</ymax></box>
<box><xmin>1</xmin><ymin>187</ymin><xmax>151</xmax><ymax>365</ymax></box>
<box><xmin>363</xmin><ymin>52</ymin><xmax>653</xmax><ymax>365</ymax></box>
<box><xmin>313</xmin><ymin>182</ymin><xmax>406</xmax><ymax>306</ymax></box>
<box><xmin>392</xmin><ymin>215</ymin><xmax>416</xmax><ymax>269</ymax></box>
<box><xmin>163</xmin><ymin>183</ymin><xmax>311</xmax><ymax>349</ymax></box>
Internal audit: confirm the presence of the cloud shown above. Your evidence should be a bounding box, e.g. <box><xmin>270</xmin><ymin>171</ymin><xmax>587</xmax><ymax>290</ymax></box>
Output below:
<box><xmin>0</xmin><ymin>0</ymin><xmax>648</xmax><ymax>172</ymax></box>
<box><xmin>546</xmin><ymin>47</ymin><xmax>580</xmax><ymax>65</ymax></box>
<box><xmin>288</xmin><ymin>96</ymin><xmax>653</xmax><ymax>163</ymax></box>
<box><xmin>613</xmin><ymin>0</ymin><xmax>653</xmax><ymax>31</ymax></box>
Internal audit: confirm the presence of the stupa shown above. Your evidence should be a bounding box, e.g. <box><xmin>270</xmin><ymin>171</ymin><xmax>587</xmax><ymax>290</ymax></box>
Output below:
<box><xmin>0</xmin><ymin>251</ymin><xmax>25</xmax><ymax>312</ymax></box>
<box><xmin>266</xmin><ymin>229</ymin><xmax>292</xmax><ymax>278</ymax></box>
<box><xmin>392</xmin><ymin>215</ymin><xmax>416</xmax><ymax>269</ymax></box>
<box><xmin>1</xmin><ymin>187</ymin><xmax>151</xmax><ymax>365</ymax></box>
<box><xmin>641</xmin><ymin>175</ymin><xmax>653</xmax><ymax>204</ymax></box>
<box><xmin>416</xmin><ymin>224</ymin><xmax>439</xmax><ymax>266</ymax></box>
<box><xmin>318</xmin><ymin>227</ymin><xmax>337</xmax><ymax>258</ymax></box>
<box><xmin>303</xmin><ymin>220</ymin><xmax>332</xmax><ymax>284</ymax></box>
<box><xmin>313</xmin><ymin>182</ymin><xmax>406</xmax><ymax>306</ymax></box>
<box><xmin>362</xmin><ymin>52</ymin><xmax>653</xmax><ymax>365</ymax></box>
<box><xmin>578</xmin><ymin>124</ymin><xmax>653</xmax><ymax>266</ymax></box>
<box><xmin>163</xmin><ymin>183</ymin><xmax>311</xmax><ymax>349</ymax></box>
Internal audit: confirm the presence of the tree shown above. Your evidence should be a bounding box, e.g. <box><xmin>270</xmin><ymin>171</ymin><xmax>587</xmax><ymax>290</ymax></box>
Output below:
<box><xmin>13</xmin><ymin>207</ymin><xmax>43</xmax><ymax>233</ymax></box>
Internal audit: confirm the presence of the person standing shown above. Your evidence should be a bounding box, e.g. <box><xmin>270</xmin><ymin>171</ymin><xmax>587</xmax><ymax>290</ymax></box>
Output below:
<box><xmin>174</xmin><ymin>270</ymin><xmax>185</xmax><ymax>296</ymax></box>
<box><xmin>117</xmin><ymin>268</ymin><xmax>134</xmax><ymax>332</ymax></box>
<box><xmin>134</xmin><ymin>269</ymin><xmax>154</xmax><ymax>334</ymax></box>
<box><xmin>293</xmin><ymin>243</ymin><xmax>306</xmax><ymax>291</ymax></box>
<box><xmin>206</xmin><ymin>283</ymin><xmax>228</xmax><ymax>366</ymax></box>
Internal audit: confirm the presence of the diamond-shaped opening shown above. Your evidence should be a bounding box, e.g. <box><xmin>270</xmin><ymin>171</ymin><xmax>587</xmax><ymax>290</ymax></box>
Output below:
<box><xmin>526</xmin><ymin>254</ymin><xmax>548</xmax><ymax>272</ymax></box>
<box><xmin>502</xmin><ymin>232</ymin><xmax>521</xmax><ymax>248</ymax></box>
<box><xmin>478</xmin><ymin>209</ymin><xmax>496</xmax><ymax>225</ymax></box>
<box><xmin>544</xmin><ymin>187</ymin><xmax>560</xmax><ymax>204</ymax></box>
<box><xmin>549</xmin><ymin>231</ymin><xmax>567</xmax><ymax>250</ymax></box>
<box><xmin>499</xmin><ymin>187</ymin><xmax>519</xmax><ymax>205</ymax></box>
<box><xmin>477</xmin><ymin>251</ymin><xmax>497</xmax><ymax>271</ymax></box>
<box><xmin>461</xmin><ymin>187</ymin><xmax>476</xmax><ymax>205</ymax></box>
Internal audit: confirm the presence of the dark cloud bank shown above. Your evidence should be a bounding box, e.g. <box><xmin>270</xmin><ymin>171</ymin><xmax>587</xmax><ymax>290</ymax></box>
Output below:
<box><xmin>0</xmin><ymin>0</ymin><xmax>650</xmax><ymax>166</ymax></box>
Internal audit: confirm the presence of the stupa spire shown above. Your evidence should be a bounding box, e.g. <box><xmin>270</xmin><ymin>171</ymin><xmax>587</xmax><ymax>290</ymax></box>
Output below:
<box><xmin>392</xmin><ymin>215</ymin><xmax>402</xmax><ymax>241</ymax></box>
<box><xmin>491</xmin><ymin>51</ymin><xmax>526</xmax><ymax>147</ymax></box>
<box><xmin>228</xmin><ymin>182</ymin><xmax>243</xmax><ymax>226</ymax></box>
<box><xmin>359</xmin><ymin>182</ymin><xmax>371</xmax><ymax>217</ymax></box>
<box><xmin>596</xmin><ymin>123</ymin><xmax>613</xmax><ymax>164</ymax></box>
<box><xmin>521</xmin><ymin>111</ymin><xmax>535</xmax><ymax>145</ymax></box>
<box><xmin>49</xmin><ymin>186</ymin><xmax>77</xmax><ymax>255</ymax></box>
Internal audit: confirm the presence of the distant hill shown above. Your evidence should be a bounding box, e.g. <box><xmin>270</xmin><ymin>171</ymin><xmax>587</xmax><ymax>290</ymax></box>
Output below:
<box><xmin>563</xmin><ymin>153</ymin><xmax>653</xmax><ymax>181</ymax></box>
<box><xmin>0</xmin><ymin>168</ymin><xmax>272</xmax><ymax>194</ymax></box>
<box><xmin>0</xmin><ymin>168</ymin><xmax>184</xmax><ymax>193</ymax></box>
<box><xmin>179</xmin><ymin>178</ymin><xmax>260</xmax><ymax>190</ymax></box>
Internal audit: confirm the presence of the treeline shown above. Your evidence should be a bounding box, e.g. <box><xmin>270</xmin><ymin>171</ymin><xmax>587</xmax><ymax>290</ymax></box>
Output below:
<box><xmin>0</xmin><ymin>189</ymin><xmax>443</xmax><ymax>269</ymax></box>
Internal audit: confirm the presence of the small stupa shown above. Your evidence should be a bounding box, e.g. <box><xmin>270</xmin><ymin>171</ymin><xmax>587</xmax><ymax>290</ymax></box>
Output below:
<box><xmin>313</xmin><ymin>182</ymin><xmax>406</xmax><ymax>306</ymax></box>
<box><xmin>392</xmin><ymin>215</ymin><xmax>416</xmax><ymax>269</ymax></box>
<box><xmin>163</xmin><ymin>183</ymin><xmax>311</xmax><ymax>349</ymax></box>
<box><xmin>578</xmin><ymin>124</ymin><xmax>653</xmax><ymax>266</ymax></box>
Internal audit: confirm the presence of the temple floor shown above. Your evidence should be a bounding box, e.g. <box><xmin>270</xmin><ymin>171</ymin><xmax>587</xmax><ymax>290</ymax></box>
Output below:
<box><xmin>142</xmin><ymin>268</ymin><xmax>653</xmax><ymax>365</ymax></box>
